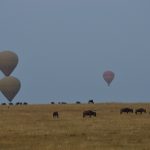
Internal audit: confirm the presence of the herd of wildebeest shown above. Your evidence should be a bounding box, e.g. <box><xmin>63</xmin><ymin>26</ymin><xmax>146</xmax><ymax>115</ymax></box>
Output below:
<box><xmin>52</xmin><ymin>107</ymin><xmax>148</xmax><ymax>119</ymax></box>
<box><xmin>52</xmin><ymin>100</ymin><xmax>149</xmax><ymax>118</ymax></box>
<box><xmin>1</xmin><ymin>102</ymin><xmax>28</xmax><ymax>105</ymax></box>
<box><xmin>0</xmin><ymin>100</ymin><xmax>149</xmax><ymax>118</ymax></box>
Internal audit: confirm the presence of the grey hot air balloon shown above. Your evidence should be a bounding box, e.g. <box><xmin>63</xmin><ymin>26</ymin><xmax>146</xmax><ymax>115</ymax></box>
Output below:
<box><xmin>0</xmin><ymin>76</ymin><xmax>21</xmax><ymax>102</ymax></box>
<box><xmin>0</xmin><ymin>50</ymin><xmax>18</xmax><ymax>76</ymax></box>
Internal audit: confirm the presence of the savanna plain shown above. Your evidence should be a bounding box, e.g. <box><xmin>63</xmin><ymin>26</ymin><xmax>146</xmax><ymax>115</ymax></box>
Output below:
<box><xmin>0</xmin><ymin>103</ymin><xmax>150</xmax><ymax>150</ymax></box>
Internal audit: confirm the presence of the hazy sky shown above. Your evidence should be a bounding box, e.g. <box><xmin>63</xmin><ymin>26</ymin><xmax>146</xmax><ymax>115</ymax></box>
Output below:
<box><xmin>0</xmin><ymin>0</ymin><xmax>150</xmax><ymax>104</ymax></box>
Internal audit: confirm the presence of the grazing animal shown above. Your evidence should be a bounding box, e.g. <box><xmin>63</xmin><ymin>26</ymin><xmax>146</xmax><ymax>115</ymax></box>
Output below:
<box><xmin>88</xmin><ymin>100</ymin><xmax>94</xmax><ymax>104</ymax></box>
<box><xmin>83</xmin><ymin>110</ymin><xmax>96</xmax><ymax>118</ymax></box>
<box><xmin>58</xmin><ymin>102</ymin><xmax>67</xmax><ymax>104</ymax></box>
<box><xmin>120</xmin><ymin>107</ymin><xmax>133</xmax><ymax>114</ymax></box>
<box><xmin>53</xmin><ymin>111</ymin><xmax>59</xmax><ymax>118</ymax></box>
<box><xmin>23</xmin><ymin>102</ymin><xmax>28</xmax><ymax>105</ymax></box>
<box><xmin>9</xmin><ymin>103</ymin><xmax>13</xmax><ymax>105</ymax></box>
<box><xmin>16</xmin><ymin>102</ymin><xmax>20</xmax><ymax>105</ymax></box>
<box><xmin>135</xmin><ymin>108</ymin><xmax>146</xmax><ymax>114</ymax></box>
<box><xmin>61</xmin><ymin>102</ymin><xmax>67</xmax><ymax>104</ymax></box>
<box><xmin>76</xmin><ymin>101</ymin><xmax>81</xmax><ymax>104</ymax></box>
<box><xmin>1</xmin><ymin>103</ymin><xmax>7</xmax><ymax>105</ymax></box>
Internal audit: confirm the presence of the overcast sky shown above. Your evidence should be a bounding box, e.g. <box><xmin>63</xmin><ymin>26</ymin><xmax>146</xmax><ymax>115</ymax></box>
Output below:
<box><xmin>0</xmin><ymin>0</ymin><xmax>150</xmax><ymax>104</ymax></box>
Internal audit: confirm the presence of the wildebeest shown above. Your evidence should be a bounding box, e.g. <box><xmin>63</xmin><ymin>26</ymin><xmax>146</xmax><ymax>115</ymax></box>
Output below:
<box><xmin>61</xmin><ymin>102</ymin><xmax>67</xmax><ymax>104</ymax></box>
<box><xmin>51</xmin><ymin>102</ymin><xmax>55</xmax><ymax>104</ymax></box>
<box><xmin>53</xmin><ymin>111</ymin><xmax>59</xmax><ymax>118</ymax></box>
<box><xmin>135</xmin><ymin>108</ymin><xmax>146</xmax><ymax>114</ymax></box>
<box><xmin>76</xmin><ymin>101</ymin><xmax>81</xmax><ymax>104</ymax></box>
<box><xmin>9</xmin><ymin>103</ymin><xmax>13</xmax><ymax>105</ymax></box>
<box><xmin>88</xmin><ymin>100</ymin><xmax>94</xmax><ymax>104</ymax></box>
<box><xmin>16</xmin><ymin>102</ymin><xmax>20</xmax><ymax>105</ymax></box>
<box><xmin>120</xmin><ymin>107</ymin><xmax>134</xmax><ymax>114</ymax></box>
<box><xmin>58</xmin><ymin>102</ymin><xmax>67</xmax><ymax>104</ymax></box>
<box><xmin>83</xmin><ymin>110</ymin><xmax>96</xmax><ymax>118</ymax></box>
<box><xmin>1</xmin><ymin>103</ymin><xmax>7</xmax><ymax>105</ymax></box>
<box><xmin>16</xmin><ymin>102</ymin><xmax>25</xmax><ymax>105</ymax></box>
<box><xmin>23</xmin><ymin>102</ymin><xmax>28</xmax><ymax>105</ymax></box>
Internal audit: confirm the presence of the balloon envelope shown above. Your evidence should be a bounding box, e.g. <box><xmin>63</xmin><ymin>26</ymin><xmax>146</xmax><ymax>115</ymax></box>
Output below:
<box><xmin>103</xmin><ymin>70</ymin><xmax>115</xmax><ymax>86</ymax></box>
<box><xmin>0</xmin><ymin>50</ymin><xmax>18</xmax><ymax>76</ymax></box>
<box><xmin>0</xmin><ymin>76</ymin><xmax>21</xmax><ymax>102</ymax></box>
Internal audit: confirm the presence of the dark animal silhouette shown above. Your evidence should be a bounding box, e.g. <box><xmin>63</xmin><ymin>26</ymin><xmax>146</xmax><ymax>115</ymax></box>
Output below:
<box><xmin>53</xmin><ymin>111</ymin><xmax>59</xmax><ymax>118</ymax></box>
<box><xmin>23</xmin><ymin>102</ymin><xmax>28</xmax><ymax>105</ymax></box>
<box><xmin>58</xmin><ymin>102</ymin><xmax>67</xmax><ymax>104</ymax></box>
<box><xmin>9</xmin><ymin>103</ymin><xmax>13</xmax><ymax>105</ymax></box>
<box><xmin>83</xmin><ymin>110</ymin><xmax>96</xmax><ymax>118</ymax></box>
<box><xmin>76</xmin><ymin>101</ymin><xmax>81</xmax><ymax>104</ymax></box>
<box><xmin>120</xmin><ymin>108</ymin><xmax>133</xmax><ymax>114</ymax></box>
<box><xmin>16</xmin><ymin>102</ymin><xmax>26</xmax><ymax>105</ymax></box>
<box><xmin>61</xmin><ymin>102</ymin><xmax>67</xmax><ymax>104</ymax></box>
<box><xmin>135</xmin><ymin>108</ymin><xmax>146</xmax><ymax>114</ymax></box>
<box><xmin>16</xmin><ymin>102</ymin><xmax>20</xmax><ymax>105</ymax></box>
<box><xmin>1</xmin><ymin>103</ymin><xmax>7</xmax><ymax>105</ymax></box>
<box><xmin>88</xmin><ymin>100</ymin><xmax>94</xmax><ymax>104</ymax></box>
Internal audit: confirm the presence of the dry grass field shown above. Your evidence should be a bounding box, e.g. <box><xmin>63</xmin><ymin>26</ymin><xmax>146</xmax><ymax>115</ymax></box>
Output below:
<box><xmin>0</xmin><ymin>103</ymin><xmax>150</xmax><ymax>150</ymax></box>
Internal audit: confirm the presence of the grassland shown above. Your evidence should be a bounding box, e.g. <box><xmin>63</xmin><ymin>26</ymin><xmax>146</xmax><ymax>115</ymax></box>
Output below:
<box><xmin>0</xmin><ymin>103</ymin><xmax>150</xmax><ymax>150</ymax></box>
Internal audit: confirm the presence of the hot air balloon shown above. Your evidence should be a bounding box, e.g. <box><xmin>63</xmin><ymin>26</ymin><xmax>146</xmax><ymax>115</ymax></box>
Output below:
<box><xmin>0</xmin><ymin>50</ymin><xmax>18</xmax><ymax>76</ymax></box>
<box><xmin>103</xmin><ymin>70</ymin><xmax>115</xmax><ymax>86</ymax></box>
<box><xmin>0</xmin><ymin>76</ymin><xmax>21</xmax><ymax>102</ymax></box>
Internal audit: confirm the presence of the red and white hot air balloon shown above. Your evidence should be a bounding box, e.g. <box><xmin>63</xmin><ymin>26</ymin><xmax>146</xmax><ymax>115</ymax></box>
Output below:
<box><xmin>103</xmin><ymin>70</ymin><xmax>115</xmax><ymax>86</ymax></box>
